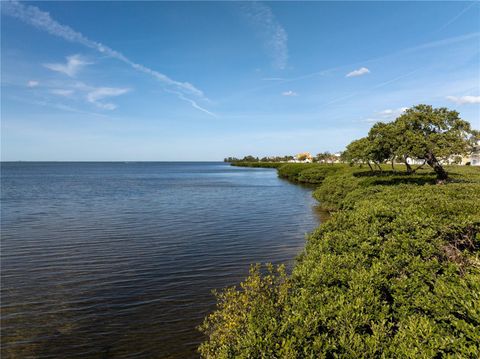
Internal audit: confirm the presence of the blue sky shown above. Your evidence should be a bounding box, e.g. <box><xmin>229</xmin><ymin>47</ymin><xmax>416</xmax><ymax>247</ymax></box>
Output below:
<box><xmin>1</xmin><ymin>1</ymin><xmax>479</xmax><ymax>161</ymax></box>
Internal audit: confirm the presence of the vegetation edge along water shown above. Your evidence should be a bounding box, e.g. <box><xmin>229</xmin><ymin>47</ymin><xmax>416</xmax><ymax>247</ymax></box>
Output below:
<box><xmin>199</xmin><ymin>105</ymin><xmax>480</xmax><ymax>358</ymax></box>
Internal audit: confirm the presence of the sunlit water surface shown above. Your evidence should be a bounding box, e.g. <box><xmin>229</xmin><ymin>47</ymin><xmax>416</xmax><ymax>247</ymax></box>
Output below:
<box><xmin>1</xmin><ymin>162</ymin><xmax>320</xmax><ymax>358</ymax></box>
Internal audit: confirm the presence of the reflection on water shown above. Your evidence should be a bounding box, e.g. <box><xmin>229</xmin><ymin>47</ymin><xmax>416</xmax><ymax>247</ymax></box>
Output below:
<box><xmin>1</xmin><ymin>162</ymin><xmax>320</xmax><ymax>358</ymax></box>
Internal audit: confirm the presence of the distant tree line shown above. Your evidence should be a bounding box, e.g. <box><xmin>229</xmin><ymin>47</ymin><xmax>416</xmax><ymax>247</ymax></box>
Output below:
<box><xmin>315</xmin><ymin>152</ymin><xmax>338</xmax><ymax>164</ymax></box>
<box><xmin>224</xmin><ymin>153</ymin><xmax>339</xmax><ymax>163</ymax></box>
<box><xmin>224</xmin><ymin>155</ymin><xmax>294</xmax><ymax>163</ymax></box>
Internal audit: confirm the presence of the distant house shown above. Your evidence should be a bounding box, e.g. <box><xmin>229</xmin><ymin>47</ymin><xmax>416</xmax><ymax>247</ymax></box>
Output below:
<box><xmin>289</xmin><ymin>152</ymin><xmax>313</xmax><ymax>163</ymax></box>
<box><xmin>462</xmin><ymin>140</ymin><xmax>480</xmax><ymax>166</ymax></box>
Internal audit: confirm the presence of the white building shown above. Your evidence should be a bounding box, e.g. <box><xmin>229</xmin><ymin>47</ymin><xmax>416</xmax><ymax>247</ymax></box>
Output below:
<box><xmin>405</xmin><ymin>157</ymin><xmax>425</xmax><ymax>165</ymax></box>
<box><xmin>462</xmin><ymin>140</ymin><xmax>480</xmax><ymax>166</ymax></box>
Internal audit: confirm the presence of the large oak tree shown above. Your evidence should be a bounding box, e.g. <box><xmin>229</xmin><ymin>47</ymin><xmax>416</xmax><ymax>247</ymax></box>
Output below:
<box><xmin>344</xmin><ymin>104</ymin><xmax>478</xmax><ymax>181</ymax></box>
<box><xmin>393</xmin><ymin>105</ymin><xmax>477</xmax><ymax>180</ymax></box>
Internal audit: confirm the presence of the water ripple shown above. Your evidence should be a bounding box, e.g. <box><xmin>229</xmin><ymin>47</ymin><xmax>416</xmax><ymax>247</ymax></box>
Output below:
<box><xmin>1</xmin><ymin>162</ymin><xmax>320</xmax><ymax>358</ymax></box>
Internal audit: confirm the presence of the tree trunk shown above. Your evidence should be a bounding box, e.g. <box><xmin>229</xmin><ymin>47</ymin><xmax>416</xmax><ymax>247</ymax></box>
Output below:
<box><xmin>391</xmin><ymin>158</ymin><xmax>395</xmax><ymax>171</ymax></box>
<box><xmin>367</xmin><ymin>162</ymin><xmax>373</xmax><ymax>171</ymax></box>
<box><xmin>412</xmin><ymin>160</ymin><xmax>427</xmax><ymax>173</ymax></box>
<box><xmin>425</xmin><ymin>152</ymin><xmax>448</xmax><ymax>181</ymax></box>
<box><xmin>404</xmin><ymin>156</ymin><xmax>413</xmax><ymax>174</ymax></box>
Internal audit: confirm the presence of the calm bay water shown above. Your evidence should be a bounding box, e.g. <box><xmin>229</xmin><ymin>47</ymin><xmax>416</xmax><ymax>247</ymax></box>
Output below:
<box><xmin>1</xmin><ymin>162</ymin><xmax>320</xmax><ymax>358</ymax></box>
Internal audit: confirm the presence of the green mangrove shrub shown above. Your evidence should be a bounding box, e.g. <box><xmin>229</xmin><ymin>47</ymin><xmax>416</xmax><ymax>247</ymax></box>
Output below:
<box><xmin>277</xmin><ymin>163</ymin><xmax>347</xmax><ymax>184</ymax></box>
<box><xmin>230</xmin><ymin>162</ymin><xmax>283</xmax><ymax>168</ymax></box>
<box><xmin>199</xmin><ymin>166</ymin><xmax>480</xmax><ymax>358</ymax></box>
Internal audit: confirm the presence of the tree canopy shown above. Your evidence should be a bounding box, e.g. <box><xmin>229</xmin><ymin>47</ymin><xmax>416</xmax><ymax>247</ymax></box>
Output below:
<box><xmin>343</xmin><ymin>104</ymin><xmax>479</xmax><ymax>180</ymax></box>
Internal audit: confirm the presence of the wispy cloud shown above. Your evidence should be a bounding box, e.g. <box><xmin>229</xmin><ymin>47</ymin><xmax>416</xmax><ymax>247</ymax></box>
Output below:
<box><xmin>2</xmin><ymin>0</ymin><xmax>212</xmax><ymax>114</ymax></box>
<box><xmin>7</xmin><ymin>95</ymin><xmax>110</xmax><ymax>118</ymax></box>
<box><xmin>48</xmin><ymin>81</ymin><xmax>129</xmax><ymax>111</ymax></box>
<box><xmin>27</xmin><ymin>80</ymin><xmax>39</xmax><ymax>88</ymax></box>
<box><xmin>446</xmin><ymin>95</ymin><xmax>480</xmax><ymax>105</ymax></box>
<box><xmin>86</xmin><ymin>87</ymin><xmax>130</xmax><ymax>110</ymax></box>
<box><xmin>432</xmin><ymin>2</ymin><xmax>477</xmax><ymax>35</ymax></box>
<box><xmin>44</xmin><ymin>54</ymin><xmax>92</xmax><ymax>77</ymax></box>
<box><xmin>165</xmin><ymin>90</ymin><xmax>217</xmax><ymax>118</ymax></box>
<box><xmin>282</xmin><ymin>90</ymin><xmax>298</xmax><ymax>97</ymax></box>
<box><xmin>262</xmin><ymin>77</ymin><xmax>286</xmax><ymax>81</ymax></box>
<box><xmin>42</xmin><ymin>56</ymin><xmax>131</xmax><ymax>111</ymax></box>
<box><xmin>241</xmin><ymin>2</ymin><xmax>288</xmax><ymax>70</ymax></box>
<box><xmin>321</xmin><ymin>68</ymin><xmax>422</xmax><ymax>110</ymax></box>
<box><xmin>228</xmin><ymin>32</ymin><xmax>479</xmax><ymax>101</ymax></box>
<box><xmin>50</xmin><ymin>89</ymin><xmax>74</xmax><ymax>97</ymax></box>
<box><xmin>346</xmin><ymin>67</ymin><xmax>370</xmax><ymax>78</ymax></box>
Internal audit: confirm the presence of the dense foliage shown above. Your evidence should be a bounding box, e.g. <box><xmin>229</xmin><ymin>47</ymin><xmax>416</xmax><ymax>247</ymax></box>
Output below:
<box><xmin>315</xmin><ymin>151</ymin><xmax>338</xmax><ymax>164</ymax></box>
<box><xmin>199</xmin><ymin>163</ymin><xmax>480</xmax><ymax>358</ymax></box>
<box><xmin>225</xmin><ymin>152</ymin><xmax>341</xmax><ymax>164</ymax></box>
<box><xmin>230</xmin><ymin>161</ymin><xmax>283</xmax><ymax>169</ymax></box>
<box><xmin>277</xmin><ymin>163</ymin><xmax>347</xmax><ymax>184</ymax></box>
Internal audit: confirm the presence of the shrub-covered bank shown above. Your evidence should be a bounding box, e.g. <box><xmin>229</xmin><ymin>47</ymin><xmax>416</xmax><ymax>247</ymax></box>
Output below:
<box><xmin>231</xmin><ymin>162</ymin><xmax>349</xmax><ymax>184</ymax></box>
<box><xmin>199</xmin><ymin>163</ymin><xmax>480</xmax><ymax>358</ymax></box>
<box><xmin>230</xmin><ymin>161</ymin><xmax>284</xmax><ymax>169</ymax></box>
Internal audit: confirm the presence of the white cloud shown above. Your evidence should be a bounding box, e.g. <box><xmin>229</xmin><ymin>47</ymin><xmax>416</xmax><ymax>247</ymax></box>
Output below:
<box><xmin>282</xmin><ymin>90</ymin><xmax>298</xmax><ymax>97</ymax></box>
<box><xmin>378</xmin><ymin>109</ymin><xmax>393</xmax><ymax>116</ymax></box>
<box><xmin>86</xmin><ymin>87</ymin><xmax>130</xmax><ymax>110</ymax></box>
<box><xmin>377</xmin><ymin>107</ymin><xmax>407</xmax><ymax>118</ymax></box>
<box><xmin>44</xmin><ymin>81</ymin><xmax>130</xmax><ymax>111</ymax></box>
<box><xmin>27</xmin><ymin>80</ymin><xmax>39</xmax><ymax>87</ymax></box>
<box><xmin>346</xmin><ymin>67</ymin><xmax>370</xmax><ymax>78</ymax></box>
<box><xmin>3</xmin><ymin>0</ymin><xmax>213</xmax><ymax>115</ymax></box>
<box><xmin>50</xmin><ymin>89</ymin><xmax>74</xmax><ymax>97</ymax></box>
<box><xmin>362</xmin><ymin>107</ymin><xmax>407</xmax><ymax>124</ymax></box>
<box><xmin>241</xmin><ymin>2</ymin><xmax>288</xmax><ymax>70</ymax></box>
<box><xmin>44</xmin><ymin>54</ymin><xmax>92</xmax><ymax>77</ymax></box>
<box><xmin>446</xmin><ymin>95</ymin><xmax>480</xmax><ymax>105</ymax></box>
